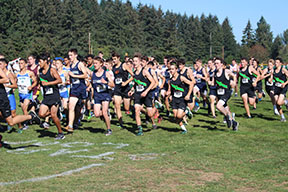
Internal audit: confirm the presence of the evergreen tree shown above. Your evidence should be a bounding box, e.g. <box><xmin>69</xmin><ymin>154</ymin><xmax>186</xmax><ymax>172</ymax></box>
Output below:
<box><xmin>255</xmin><ymin>16</ymin><xmax>273</xmax><ymax>51</ymax></box>
<box><xmin>271</xmin><ymin>35</ymin><xmax>283</xmax><ymax>59</ymax></box>
<box><xmin>241</xmin><ymin>20</ymin><xmax>255</xmax><ymax>47</ymax></box>
<box><xmin>222</xmin><ymin>18</ymin><xmax>237</xmax><ymax>59</ymax></box>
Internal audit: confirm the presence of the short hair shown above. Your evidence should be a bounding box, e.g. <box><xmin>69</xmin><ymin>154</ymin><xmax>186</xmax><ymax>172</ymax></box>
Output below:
<box><xmin>19</xmin><ymin>58</ymin><xmax>27</xmax><ymax>63</ymax></box>
<box><xmin>177</xmin><ymin>58</ymin><xmax>185</xmax><ymax>65</ymax></box>
<box><xmin>98</xmin><ymin>51</ymin><xmax>103</xmax><ymax>54</ymax></box>
<box><xmin>111</xmin><ymin>52</ymin><xmax>120</xmax><ymax>58</ymax></box>
<box><xmin>28</xmin><ymin>55</ymin><xmax>36</xmax><ymax>59</ymax></box>
<box><xmin>94</xmin><ymin>56</ymin><xmax>103</xmax><ymax>63</ymax></box>
<box><xmin>241</xmin><ymin>57</ymin><xmax>248</xmax><ymax>62</ymax></box>
<box><xmin>68</xmin><ymin>48</ymin><xmax>78</xmax><ymax>55</ymax></box>
<box><xmin>86</xmin><ymin>54</ymin><xmax>94</xmax><ymax>59</ymax></box>
<box><xmin>141</xmin><ymin>56</ymin><xmax>149</xmax><ymax>62</ymax></box>
<box><xmin>64</xmin><ymin>55</ymin><xmax>69</xmax><ymax>59</ymax></box>
<box><xmin>253</xmin><ymin>59</ymin><xmax>259</xmax><ymax>65</ymax></box>
<box><xmin>170</xmin><ymin>60</ymin><xmax>177</xmax><ymax>67</ymax></box>
<box><xmin>275</xmin><ymin>57</ymin><xmax>283</xmax><ymax>63</ymax></box>
<box><xmin>133</xmin><ymin>53</ymin><xmax>142</xmax><ymax>59</ymax></box>
<box><xmin>268</xmin><ymin>59</ymin><xmax>274</xmax><ymax>64</ymax></box>
<box><xmin>0</xmin><ymin>58</ymin><xmax>8</xmax><ymax>64</ymax></box>
<box><xmin>106</xmin><ymin>58</ymin><xmax>113</xmax><ymax>63</ymax></box>
<box><xmin>196</xmin><ymin>58</ymin><xmax>202</xmax><ymax>63</ymax></box>
<box><xmin>38</xmin><ymin>54</ymin><xmax>49</xmax><ymax>61</ymax></box>
<box><xmin>214</xmin><ymin>57</ymin><xmax>223</xmax><ymax>64</ymax></box>
<box><xmin>147</xmin><ymin>61</ymin><xmax>154</xmax><ymax>66</ymax></box>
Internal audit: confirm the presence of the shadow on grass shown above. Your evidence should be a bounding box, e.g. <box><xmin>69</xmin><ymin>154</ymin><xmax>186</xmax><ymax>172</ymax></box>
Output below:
<box><xmin>36</xmin><ymin>129</ymin><xmax>57</xmax><ymax>138</ymax></box>
<box><xmin>84</xmin><ymin>126</ymin><xmax>105</xmax><ymax>134</ymax></box>
<box><xmin>0</xmin><ymin>142</ymin><xmax>39</xmax><ymax>150</ymax></box>
<box><xmin>159</xmin><ymin>126</ymin><xmax>181</xmax><ymax>133</ymax></box>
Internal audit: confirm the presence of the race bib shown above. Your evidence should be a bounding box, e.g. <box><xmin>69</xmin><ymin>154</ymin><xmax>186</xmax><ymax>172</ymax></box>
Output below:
<box><xmin>174</xmin><ymin>91</ymin><xmax>183</xmax><ymax>98</ymax></box>
<box><xmin>96</xmin><ymin>85</ymin><xmax>107</xmax><ymax>92</ymax></box>
<box><xmin>266</xmin><ymin>81</ymin><xmax>273</xmax><ymax>86</ymax></box>
<box><xmin>252</xmin><ymin>77</ymin><xmax>256</xmax><ymax>82</ymax></box>
<box><xmin>242</xmin><ymin>78</ymin><xmax>248</xmax><ymax>84</ymax></box>
<box><xmin>59</xmin><ymin>86</ymin><xmax>67</xmax><ymax>93</ymax></box>
<box><xmin>136</xmin><ymin>85</ymin><xmax>144</xmax><ymax>92</ymax></box>
<box><xmin>115</xmin><ymin>78</ymin><xmax>122</xmax><ymax>84</ymax></box>
<box><xmin>71</xmin><ymin>78</ymin><xmax>80</xmax><ymax>85</ymax></box>
<box><xmin>275</xmin><ymin>82</ymin><xmax>282</xmax><ymax>87</ymax></box>
<box><xmin>217</xmin><ymin>88</ymin><xmax>225</xmax><ymax>95</ymax></box>
<box><xmin>45</xmin><ymin>87</ymin><xmax>53</xmax><ymax>95</ymax></box>
<box><xmin>196</xmin><ymin>78</ymin><xmax>201</xmax><ymax>83</ymax></box>
<box><xmin>18</xmin><ymin>85</ymin><xmax>28</xmax><ymax>94</ymax></box>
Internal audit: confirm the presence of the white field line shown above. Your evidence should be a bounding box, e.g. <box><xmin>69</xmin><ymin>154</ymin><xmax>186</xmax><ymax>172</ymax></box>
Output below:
<box><xmin>102</xmin><ymin>142</ymin><xmax>129</xmax><ymax>149</ymax></box>
<box><xmin>4</xmin><ymin>140</ymin><xmax>37</xmax><ymax>145</ymax></box>
<box><xmin>71</xmin><ymin>152</ymin><xmax>115</xmax><ymax>159</ymax></box>
<box><xmin>0</xmin><ymin>163</ymin><xmax>104</xmax><ymax>186</ymax></box>
<box><xmin>49</xmin><ymin>149</ymin><xmax>89</xmax><ymax>157</ymax></box>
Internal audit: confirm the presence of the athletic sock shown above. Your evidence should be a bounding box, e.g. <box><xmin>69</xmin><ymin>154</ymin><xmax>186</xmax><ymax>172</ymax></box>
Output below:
<box><xmin>119</xmin><ymin>117</ymin><xmax>123</xmax><ymax>126</ymax></box>
<box><xmin>273</xmin><ymin>105</ymin><xmax>277</xmax><ymax>110</ymax></box>
<box><xmin>180</xmin><ymin>125</ymin><xmax>187</xmax><ymax>131</ymax></box>
<box><xmin>284</xmin><ymin>99</ymin><xmax>288</xmax><ymax>105</ymax></box>
<box><xmin>281</xmin><ymin>114</ymin><xmax>285</xmax><ymax>119</ymax></box>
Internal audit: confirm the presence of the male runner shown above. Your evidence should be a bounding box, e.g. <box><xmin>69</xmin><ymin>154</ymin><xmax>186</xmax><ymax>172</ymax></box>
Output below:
<box><xmin>65</xmin><ymin>48</ymin><xmax>87</xmax><ymax>132</ymax></box>
<box><xmin>38</xmin><ymin>54</ymin><xmax>65</xmax><ymax>139</ymax></box>
<box><xmin>128</xmin><ymin>54</ymin><xmax>155</xmax><ymax>136</ymax></box>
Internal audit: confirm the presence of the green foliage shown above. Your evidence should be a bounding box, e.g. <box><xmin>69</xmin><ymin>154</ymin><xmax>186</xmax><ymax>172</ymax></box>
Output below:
<box><xmin>0</xmin><ymin>0</ymin><xmax>287</xmax><ymax>63</ymax></box>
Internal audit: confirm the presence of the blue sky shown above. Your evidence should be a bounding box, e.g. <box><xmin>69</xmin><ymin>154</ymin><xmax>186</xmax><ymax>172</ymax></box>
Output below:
<box><xmin>127</xmin><ymin>0</ymin><xmax>288</xmax><ymax>43</ymax></box>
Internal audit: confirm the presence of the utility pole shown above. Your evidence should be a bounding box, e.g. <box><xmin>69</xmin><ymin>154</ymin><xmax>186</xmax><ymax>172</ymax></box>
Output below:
<box><xmin>222</xmin><ymin>46</ymin><xmax>224</xmax><ymax>59</ymax></box>
<box><xmin>88</xmin><ymin>32</ymin><xmax>91</xmax><ymax>54</ymax></box>
<box><xmin>209</xmin><ymin>32</ymin><xmax>212</xmax><ymax>58</ymax></box>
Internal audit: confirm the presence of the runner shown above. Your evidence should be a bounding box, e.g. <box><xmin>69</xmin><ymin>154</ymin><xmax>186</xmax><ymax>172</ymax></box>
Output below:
<box><xmin>56</xmin><ymin>58</ymin><xmax>70</xmax><ymax>121</ymax></box>
<box><xmin>194</xmin><ymin>59</ymin><xmax>208</xmax><ymax>109</ymax></box>
<box><xmin>112</xmin><ymin>52</ymin><xmax>134</xmax><ymax>128</ymax></box>
<box><xmin>27</xmin><ymin>55</ymin><xmax>40</xmax><ymax>100</ymax></box>
<box><xmin>16</xmin><ymin>58</ymin><xmax>37</xmax><ymax>130</ymax></box>
<box><xmin>90</xmin><ymin>56</ymin><xmax>114</xmax><ymax>135</ymax></box>
<box><xmin>65</xmin><ymin>48</ymin><xmax>88</xmax><ymax>132</ymax></box>
<box><xmin>178</xmin><ymin>58</ymin><xmax>196</xmax><ymax>119</ymax></box>
<box><xmin>0</xmin><ymin>58</ymin><xmax>21</xmax><ymax>130</ymax></box>
<box><xmin>206</xmin><ymin>58</ymin><xmax>217</xmax><ymax>118</ymax></box>
<box><xmin>261</xmin><ymin>59</ymin><xmax>279</xmax><ymax>115</ymax></box>
<box><xmin>168</xmin><ymin>61</ymin><xmax>194</xmax><ymax>134</ymax></box>
<box><xmin>0</xmin><ymin>61</ymin><xmax>40</xmax><ymax>129</ymax></box>
<box><xmin>230</xmin><ymin>59</ymin><xmax>239</xmax><ymax>96</ymax></box>
<box><xmin>210</xmin><ymin>57</ymin><xmax>239</xmax><ymax>130</ymax></box>
<box><xmin>128</xmin><ymin>54</ymin><xmax>155</xmax><ymax>136</ymax></box>
<box><xmin>239</xmin><ymin>57</ymin><xmax>260</xmax><ymax>118</ymax></box>
<box><xmin>252</xmin><ymin>59</ymin><xmax>264</xmax><ymax>108</ymax></box>
<box><xmin>38</xmin><ymin>54</ymin><xmax>65</xmax><ymax>139</ymax></box>
<box><xmin>273</xmin><ymin>58</ymin><xmax>288</xmax><ymax>122</ymax></box>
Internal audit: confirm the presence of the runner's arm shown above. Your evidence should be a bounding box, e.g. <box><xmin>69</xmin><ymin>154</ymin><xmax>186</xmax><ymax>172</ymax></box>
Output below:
<box><xmin>0</xmin><ymin>69</ymin><xmax>8</xmax><ymax>84</ymax></box>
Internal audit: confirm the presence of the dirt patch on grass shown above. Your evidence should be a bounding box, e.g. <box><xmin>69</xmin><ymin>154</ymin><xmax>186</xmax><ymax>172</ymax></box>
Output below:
<box><xmin>235</xmin><ymin>187</ymin><xmax>259</xmax><ymax>192</ymax></box>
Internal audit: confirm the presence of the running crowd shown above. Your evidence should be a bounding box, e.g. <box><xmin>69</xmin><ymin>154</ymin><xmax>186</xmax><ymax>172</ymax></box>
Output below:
<box><xmin>0</xmin><ymin>49</ymin><xmax>288</xmax><ymax>141</ymax></box>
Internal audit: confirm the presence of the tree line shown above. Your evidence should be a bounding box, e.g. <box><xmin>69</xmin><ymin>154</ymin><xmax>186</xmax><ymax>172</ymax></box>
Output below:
<box><xmin>0</xmin><ymin>0</ymin><xmax>287</xmax><ymax>63</ymax></box>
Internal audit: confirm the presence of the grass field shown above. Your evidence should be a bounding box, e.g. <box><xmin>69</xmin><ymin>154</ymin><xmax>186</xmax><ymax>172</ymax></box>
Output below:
<box><xmin>0</xmin><ymin>92</ymin><xmax>288</xmax><ymax>191</ymax></box>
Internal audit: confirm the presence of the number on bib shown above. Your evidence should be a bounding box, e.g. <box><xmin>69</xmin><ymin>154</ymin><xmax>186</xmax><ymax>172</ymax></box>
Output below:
<box><xmin>275</xmin><ymin>82</ymin><xmax>282</xmax><ymax>87</ymax></box>
<box><xmin>266</xmin><ymin>81</ymin><xmax>273</xmax><ymax>86</ymax></box>
<box><xmin>242</xmin><ymin>78</ymin><xmax>248</xmax><ymax>84</ymax></box>
<box><xmin>136</xmin><ymin>85</ymin><xmax>144</xmax><ymax>92</ymax></box>
<box><xmin>217</xmin><ymin>88</ymin><xmax>225</xmax><ymax>95</ymax></box>
<box><xmin>115</xmin><ymin>78</ymin><xmax>122</xmax><ymax>84</ymax></box>
<box><xmin>96</xmin><ymin>85</ymin><xmax>106</xmax><ymax>92</ymax></box>
<box><xmin>174</xmin><ymin>91</ymin><xmax>183</xmax><ymax>98</ymax></box>
<box><xmin>45</xmin><ymin>87</ymin><xmax>53</xmax><ymax>95</ymax></box>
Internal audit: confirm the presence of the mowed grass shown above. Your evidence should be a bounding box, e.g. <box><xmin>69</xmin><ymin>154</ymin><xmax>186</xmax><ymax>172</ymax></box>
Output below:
<box><xmin>0</xmin><ymin>91</ymin><xmax>288</xmax><ymax>192</ymax></box>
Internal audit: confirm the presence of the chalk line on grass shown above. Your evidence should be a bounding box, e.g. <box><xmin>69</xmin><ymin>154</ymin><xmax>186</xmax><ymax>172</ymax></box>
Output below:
<box><xmin>0</xmin><ymin>163</ymin><xmax>104</xmax><ymax>186</ymax></box>
<box><xmin>7</xmin><ymin>148</ymin><xmax>50</xmax><ymax>155</ymax></box>
<box><xmin>61</xmin><ymin>142</ymin><xmax>94</xmax><ymax>148</ymax></box>
<box><xmin>4</xmin><ymin>140</ymin><xmax>37</xmax><ymax>145</ymax></box>
<box><xmin>71</xmin><ymin>152</ymin><xmax>115</xmax><ymax>160</ymax></box>
<box><xmin>49</xmin><ymin>149</ymin><xmax>89</xmax><ymax>157</ymax></box>
<box><xmin>102</xmin><ymin>142</ymin><xmax>129</xmax><ymax>149</ymax></box>
<box><xmin>129</xmin><ymin>153</ymin><xmax>166</xmax><ymax>161</ymax></box>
